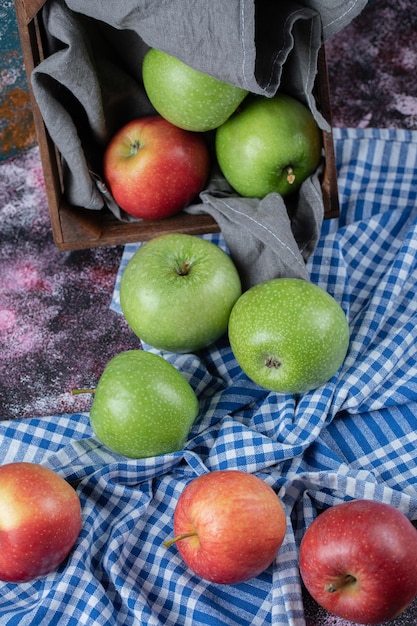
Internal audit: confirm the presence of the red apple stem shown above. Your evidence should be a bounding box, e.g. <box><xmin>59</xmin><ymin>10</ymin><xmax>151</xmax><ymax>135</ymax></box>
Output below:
<box><xmin>286</xmin><ymin>166</ymin><xmax>296</xmax><ymax>185</ymax></box>
<box><xmin>163</xmin><ymin>532</ymin><xmax>197</xmax><ymax>548</ymax></box>
<box><xmin>71</xmin><ymin>388</ymin><xmax>96</xmax><ymax>395</ymax></box>
<box><xmin>325</xmin><ymin>574</ymin><xmax>357</xmax><ymax>593</ymax></box>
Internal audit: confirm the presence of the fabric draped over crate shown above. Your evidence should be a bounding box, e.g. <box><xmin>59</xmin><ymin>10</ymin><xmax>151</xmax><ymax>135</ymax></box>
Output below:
<box><xmin>31</xmin><ymin>0</ymin><xmax>366</xmax><ymax>288</ymax></box>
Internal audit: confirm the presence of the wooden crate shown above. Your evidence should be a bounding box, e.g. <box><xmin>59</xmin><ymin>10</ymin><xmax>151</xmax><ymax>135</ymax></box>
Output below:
<box><xmin>14</xmin><ymin>0</ymin><xmax>340</xmax><ymax>252</ymax></box>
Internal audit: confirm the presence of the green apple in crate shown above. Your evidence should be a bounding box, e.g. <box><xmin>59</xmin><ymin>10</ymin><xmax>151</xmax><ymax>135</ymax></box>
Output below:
<box><xmin>0</xmin><ymin>462</ymin><xmax>82</xmax><ymax>583</ymax></box>
<box><xmin>142</xmin><ymin>48</ymin><xmax>248</xmax><ymax>131</ymax></box>
<box><xmin>228</xmin><ymin>278</ymin><xmax>349</xmax><ymax>394</ymax></box>
<box><xmin>299</xmin><ymin>500</ymin><xmax>417</xmax><ymax>625</ymax></box>
<box><xmin>120</xmin><ymin>233</ymin><xmax>242</xmax><ymax>353</ymax></box>
<box><xmin>103</xmin><ymin>116</ymin><xmax>210</xmax><ymax>219</ymax></box>
<box><xmin>89</xmin><ymin>350</ymin><xmax>199</xmax><ymax>458</ymax></box>
<box><xmin>215</xmin><ymin>93</ymin><xmax>322</xmax><ymax>198</ymax></box>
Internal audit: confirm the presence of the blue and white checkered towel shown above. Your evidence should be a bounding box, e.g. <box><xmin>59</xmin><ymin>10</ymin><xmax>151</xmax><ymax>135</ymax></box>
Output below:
<box><xmin>1</xmin><ymin>128</ymin><xmax>417</xmax><ymax>626</ymax></box>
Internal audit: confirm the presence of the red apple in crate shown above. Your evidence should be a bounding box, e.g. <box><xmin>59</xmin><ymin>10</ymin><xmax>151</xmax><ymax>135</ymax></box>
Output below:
<box><xmin>0</xmin><ymin>462</ymin><xmax>82</xmax><ymax>583</ymax></box>
<box><xmin>164</xmin><ymin>470</ymin><xmax>287</xmax><ymax>584</ymax></box>
<box><xmin>103</xmin><ymin>116</ymin><xmax>211</xmax><ymax>219</ymax></box>
<box><xmin>299</xmin><ymin>499</ymin><xmax>417</xmax><ymax>624</ymax></box>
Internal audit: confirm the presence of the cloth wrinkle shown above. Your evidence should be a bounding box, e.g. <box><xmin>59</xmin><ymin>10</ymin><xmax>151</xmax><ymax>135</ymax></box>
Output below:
<box><xmin>208</xmin><ymin>196</ymin><xmax>307</xmax><ymax>271</ymax></box>
<box><xmin>239</xmin><ymin>0</ymin><xmax>249</xmax><ymax>90</ymax></box>
<box><xmin>323</xmin><ymin>0</ymin><xmax>366</xmax><ymax>35</ymax></box>
<box><xmin>304</xmin><ymin>20</ymin><xmax>316</xmax><ymax>113</ymax></box>
<box><xmin>265</xmin><ymin>8</ymin><xmax>313</xmax><ymax>92</ymax></box>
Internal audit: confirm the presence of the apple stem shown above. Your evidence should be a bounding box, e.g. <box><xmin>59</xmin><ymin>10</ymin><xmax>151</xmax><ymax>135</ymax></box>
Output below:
<box><xmin>163</xmin><ymin>532</ymin><xmax>197</xmax><ymax>548</ymax></box>
<box><xmin>71</xmin><ymin>388</ymin><xmax>96</xmax><ymax>395</ymax></box>
<box><xmin>286</xmin><ymin>166</ymin><xmax>296</xmax><ymax>185</ymax></box>
<box><xmin>176</xmin><ymin>261</ymin><xmax>191</xmax><ymax>276</ymax></box>
<box><xmin>325</xmin><ymin>574</ymin><xmax>357</xmax><ymax>593</ymax></box>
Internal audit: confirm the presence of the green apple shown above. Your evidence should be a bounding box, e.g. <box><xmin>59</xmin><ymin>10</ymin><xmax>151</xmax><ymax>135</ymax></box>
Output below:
<box><xmin>228</xmin><ymin>278</ymin><xmax>349</xmax><ymax>394</ymax></box>
<box><xmin>142</xmin><ymin>48</ymin><xmax>248</xmax><ymax>132</ymax></box>
<box><xmin>120</xmin><ymin>234</ymin><xmax>242</xmax><ymax>353</ymax></box>
<box><xmin>89</xmin><ymin>350</ymin><xmax>199</xmax><ymax>458</ymax></box>
<box><xmin>215</xmin><ymin>93</ymin><xmax>323</xmax><ymax>198</ymax></box>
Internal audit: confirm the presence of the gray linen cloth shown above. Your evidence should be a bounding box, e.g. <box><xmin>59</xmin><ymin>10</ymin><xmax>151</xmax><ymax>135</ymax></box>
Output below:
<box><xmin>31</xmin><ymin>0</ymin><xmax>367</xmax><ymax>288</ymax></box>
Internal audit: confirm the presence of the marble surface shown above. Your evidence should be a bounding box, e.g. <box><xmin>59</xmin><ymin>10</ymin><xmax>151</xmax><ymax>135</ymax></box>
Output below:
<box><xmin>0</xmin><ymin>0</ymin><xmax>36</xmax><ymax>160</ymax></box>
<box><xmin>326</xmin><ymin>0</ymin><xmax>417</xmax><ymax>129</ymax></box>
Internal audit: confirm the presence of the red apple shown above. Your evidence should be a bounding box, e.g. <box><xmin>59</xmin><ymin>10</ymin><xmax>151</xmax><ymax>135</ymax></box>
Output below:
<box><xmin>0</xmin><ymin>462</ymin><xmax>82</xmax><ymax>583</ymax></box>
<box><xmin>299</xmin><ymin>499</ymin><xmax>417</xmax><ymax>624</ymax></box>
<box><xmin>164</xmin><ymin>470</ymin><xmax>287</xmax><ymax>584</ymax></box>
<box><xmin>103</xmin><ymin>116</ymin><xmax>211</xmax><ymax>219</ymax></box>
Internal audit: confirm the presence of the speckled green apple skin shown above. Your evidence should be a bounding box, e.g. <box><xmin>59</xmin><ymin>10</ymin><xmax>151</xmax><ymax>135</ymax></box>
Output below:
<box><xmin>142</xmin><ymin>48</ymin><xmax>248</xmax><ymax>132</ymax></box>
<box><xmin>228</xmin><ymin>278</ymin><xmax>349</xmax><ymax>394</ymax></box>
<box><xmin>120</xmin><ymin>234</ymin><xmax>242</xmax><ymax>353</ymax></box>
<box><xmin>215</xmin><ymin>93</ymin><xmax>322</xmax><ymax>198</ymax></box>
<box><xmin>89</xmin><ymin>350</ymin><xmax>199</xmax><ymax>458</ymax></box>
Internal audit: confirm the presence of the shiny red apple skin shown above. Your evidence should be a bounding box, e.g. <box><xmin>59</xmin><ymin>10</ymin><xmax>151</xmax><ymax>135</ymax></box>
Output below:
<box><xmin>0</xmin><ymin>462</ymin><xmax>82</xmax><ymax>583</ymax></box>
<box><xmin>299</xmin><ymin>499</ymin><xmax>417</xmax><ymax>625</ymax></box>
<box><xmin>169</xmin><ymin>470</ymin><xmax>287</xmax><ymax>584</ymax></box>
<box><xmin>103</xmin><ymin>116</ymin><xmax>211</xmax><ymax>219</ymax></box>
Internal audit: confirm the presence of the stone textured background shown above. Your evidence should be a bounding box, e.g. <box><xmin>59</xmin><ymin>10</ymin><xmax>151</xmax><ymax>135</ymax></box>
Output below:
<box><xmin>0</xmin><ymin>0</ymin><xmax>36</xmax><ymax>160</ymax></box>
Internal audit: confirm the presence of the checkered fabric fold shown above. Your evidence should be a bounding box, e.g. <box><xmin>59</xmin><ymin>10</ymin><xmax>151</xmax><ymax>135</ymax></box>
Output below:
<box><xmin>1</xmin><ymin>128</ymin><xmax>417</xmax><ymax>625</ymax></box>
